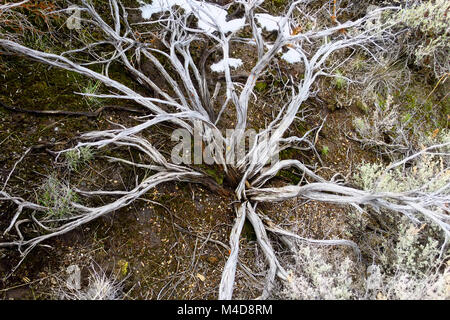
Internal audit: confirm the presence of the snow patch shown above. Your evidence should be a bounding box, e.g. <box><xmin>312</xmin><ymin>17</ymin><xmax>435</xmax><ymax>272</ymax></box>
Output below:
<box><xmin>254</xmin><ymin>13</ymin><xmax>290</xmax><ymax>36</ymax></box>
<box><xmin>255</xmin><ymin>13</ymin><xmax>303</xmax><ymax>64</ymax></box>
<box><xmin>281</xmin><ymin>48</ymin><xmax>302</xmax><ymax>64</ymax></box>
<box><xmin>138</xmin><ymin>0</ymin><xmax>302</xmax><ymax>65</ymax></box>
<box><xmin>210</xmin><ymin>58</ymin><xmax>243</xmax><ymax>73</ymax></box>
<box><xmin>139</xmin><ymin>0</ymin><xmax>245</xmax><ymax>34</ymax></box>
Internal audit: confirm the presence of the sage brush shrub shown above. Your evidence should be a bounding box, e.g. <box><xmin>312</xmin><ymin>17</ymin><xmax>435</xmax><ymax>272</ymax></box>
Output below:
<box><xmin>37</xmin><ymin>175</ymin><xmax>79</xmax><ymax>219</ymax></box>
<box><xmin>390</xmin><ymin>222</ymin><xmax>440</xmax><ymax>275</ymax></box>
<box><xmin>353</xmin><ymin>156</ymin><xmax>449</xmax><ymax>193</ymax></box>
<box><xmin>391</xmin><ymin>0</ymin><xmax>450</xmax><ymax>77</ymax></box>
<box><xmin>353</xmin><ymin>129</ymin><xmax>450</xmax><ymax>193</ymax></box>
<box><xmin>366</xmin><ymin>219</ymin><xmax>449</xmax><ymax>300</ymax></box>
<box><xmin>278</xmin><ymin>219</ymin><xmax>449</xmax><ymax>300</ymax></box>
<box><xmin>280</xmin><ymin>244</ymin><xmax>360</xmax><ymax>300</ymax></box>
<box><xmin>352</xmin><ymin>94</ymin><xmax>413</xmax><ymax>157</ymax></box>
<box><xmin>65</xmin><ymin>146</ymin><xmax>94</xmax><ymax>171</ymax></box>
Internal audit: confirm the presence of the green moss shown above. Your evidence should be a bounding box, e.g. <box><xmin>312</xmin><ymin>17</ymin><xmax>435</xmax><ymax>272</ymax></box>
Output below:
<box><xmin>279</xmin><ymin>148</ymin><xmax>296</xmax><ymax>160</ymax></box>
<box><xmin>356</xmin><ymin>100</ymin><xmax>369</xmax><ymax>114</ymax></box>
<box><xmin>118</xmin><ymin>260</ymin><xmax>129</xmax><ymax>277</ymax></box>
<box><xmin>23</xmin><ymin>34</ymin><xmax>51</xmax><ymax>52</ymax></box>
<box><xmin>242</xmin><ymin>219</ymin><xmax>257</xmax><ymax>241</ymax></box>
<box><xmin>278</xmin><ymin>169</ymin><xmax>301</xmax><ymax>184</ymax></box>
<box><xmin>296</xmin><ymin>122</ymin><xmax>308</xmax><ymax>136</ymax></box>
<box><xmin>255</xmin><ymin>81</ymin><xmax>268</xmax><ymax>92</ymax></box>
<box><xmin>402</xmin><ymin>88</ymin><xmax>448</xmax><ymax>130</ymax></box>
<box><xmin>205</xmin><ymin>168</ymin><xmax>224</xmax><ymax>185</ymax></box>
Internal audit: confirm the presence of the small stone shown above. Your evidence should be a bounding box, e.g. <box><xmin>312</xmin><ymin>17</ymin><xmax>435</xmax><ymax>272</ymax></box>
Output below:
<box><xmin>196</xmin><ymin>273</ymin><xmax>205</xmax><ymax>282</ymax></box>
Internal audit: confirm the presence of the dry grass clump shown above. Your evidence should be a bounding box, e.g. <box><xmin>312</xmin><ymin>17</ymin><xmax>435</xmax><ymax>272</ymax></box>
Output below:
<box><xmin>56</xmin><ymin>264</ymin><xmax>124</xmax><ymax>300</ymax></box>
<box><xmin>276</xmin><ymin>218</ymin><xmax>449</xmax><ymax>300</ymax></box>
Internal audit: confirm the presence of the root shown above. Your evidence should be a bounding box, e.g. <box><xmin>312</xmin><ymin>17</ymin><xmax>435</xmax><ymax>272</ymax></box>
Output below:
<box><xmin>219</xmin><ymin>202</ymin><xmax>247</xmax><ymax>300</ymax></box>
